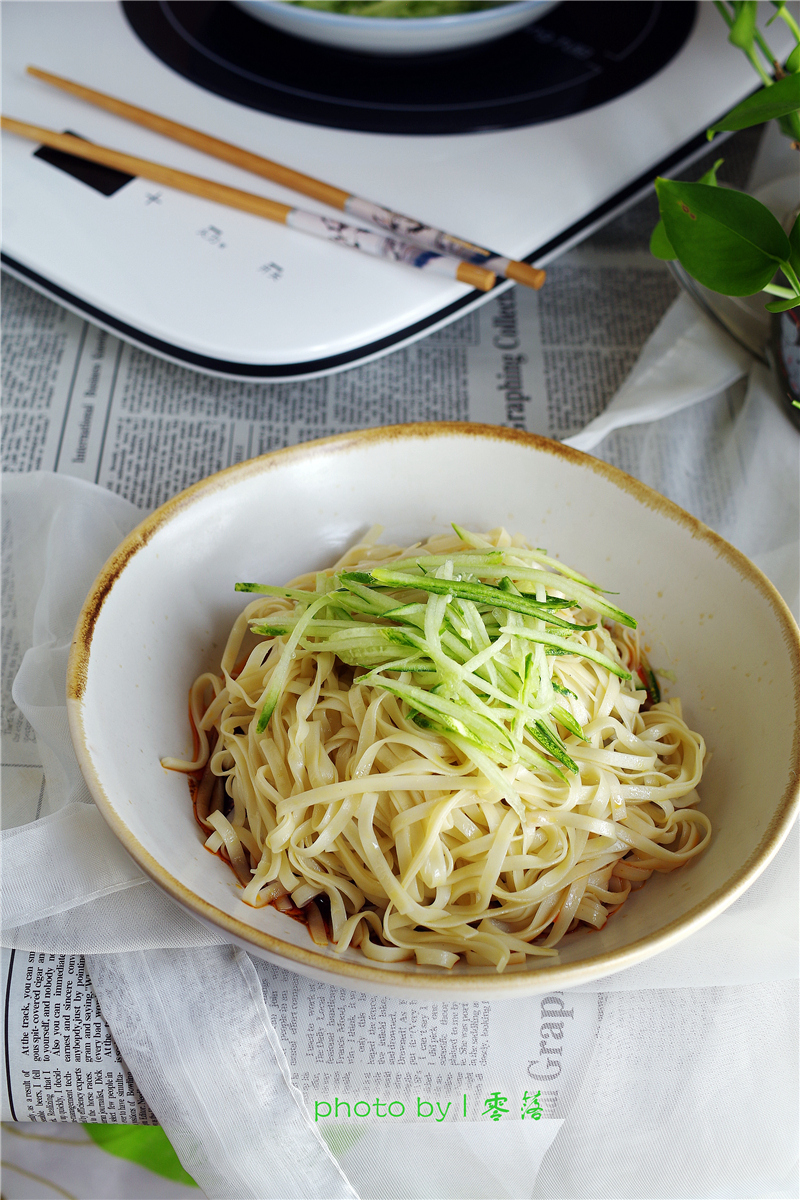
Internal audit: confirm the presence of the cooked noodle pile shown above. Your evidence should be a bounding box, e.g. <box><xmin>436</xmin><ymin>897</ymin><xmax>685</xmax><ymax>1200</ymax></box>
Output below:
<box><xmin>163</xmin><ymin>526</ymin><xmax>709</xmax><ymax>972</ymax></box>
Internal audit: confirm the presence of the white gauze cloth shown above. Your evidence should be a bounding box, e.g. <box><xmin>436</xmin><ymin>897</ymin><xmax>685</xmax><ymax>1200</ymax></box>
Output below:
<box><xmin>1</xmin><ymin>472</ymin><xmax>356</xmax><ymax>1200</ymax></box>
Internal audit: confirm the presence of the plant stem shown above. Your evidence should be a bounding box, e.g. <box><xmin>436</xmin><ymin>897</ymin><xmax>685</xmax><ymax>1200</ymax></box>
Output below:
<box><xmin>781</xmin><ymin>260</ymin><xmax>800</xmax><ymax>295</ymax></box>
<box><xmin>713</xmin><ymin>0</ymin><xmax>779</xmax><ymax>85</ymax></box>
<box><xmin>776</xmin><ymin>4</ymin><xmax>800</xmax><ymax>44</ymax></box>
<box><xmin>753</xmin><ymin>28</ymin><xmax>780</xmax><ymax>73</ymax></box>
<box><xmin>763</xmin><ymin>283</ymin><xmax>798</xmax><ymax>297</ymax></box>
<box><xmin>748</xmin><ymin>47</ymin><xmax>776</xmax><ymax>85</ymax></box>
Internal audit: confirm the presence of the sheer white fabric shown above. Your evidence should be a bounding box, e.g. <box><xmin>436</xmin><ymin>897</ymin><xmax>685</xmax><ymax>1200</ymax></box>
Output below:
<box><xmin>85</xmin><ymin>946</ymin><xmax>356</xmax><ymax>1200</ymax></box>
<box><xmin>564</xmin><ymin>292</ymin><xmax>752</xmax><ymax>451</ymax></box>
<box><xmin>2</xmin><ymin>474</ymin><xmax>354</xmax><ymax>1199</ymax></box>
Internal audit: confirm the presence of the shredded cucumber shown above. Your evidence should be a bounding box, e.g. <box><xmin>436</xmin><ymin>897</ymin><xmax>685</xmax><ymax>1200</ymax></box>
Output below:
<box><xmin>238</xmin><ymin>528</ymin><xmax>637</xmax><ymax>774</ymax></box>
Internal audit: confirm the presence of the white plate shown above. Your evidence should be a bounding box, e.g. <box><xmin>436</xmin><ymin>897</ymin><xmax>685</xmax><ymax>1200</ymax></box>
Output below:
<box><xmin>67</xmin><ymin>425</ymin><xmax>800</xmax><ymax>997</ymax></box>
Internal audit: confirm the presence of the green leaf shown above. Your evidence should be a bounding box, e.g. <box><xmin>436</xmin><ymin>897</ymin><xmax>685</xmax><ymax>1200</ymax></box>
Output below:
<box><xmin>708</xmin><ymin>73</ymin><xmax>800</xmax><ymax>134</ymax></box>
<box><xmin>83</xmin><ymin>1125</ymin><xmax>198</xmax><ymax>1186</ymax></box>
<box><xmin>729</xmin><ymin>0</ymin><xmax>758</xmax><ymax>50</ymax></box>
<box><xmin>649</xmin><ymin>219</ymin><xmax>676</xmax><ymax>260</ymax></box>
<box><xmin>655</xmin><ymin>177</ymin><xmax>791</xmax><ymax>295</ymax></box>
<box><xmin>778</xmin><ymin>111</ymin><xmax>800</xmax><ymax>138</ymax></box>
<box><xmin>765</xmin><ymin>295</ymin><xmax>800</xmax><ymax>311</ymax></box>
<box><xmin>698</xmin><ymin>159</ymin><xmax>724</xmax><ymax>186</ymax></box>
<box><xmin>786</xmin><ymin>42</ymin><xmax>800</xmax><ymax>72</ymax></box>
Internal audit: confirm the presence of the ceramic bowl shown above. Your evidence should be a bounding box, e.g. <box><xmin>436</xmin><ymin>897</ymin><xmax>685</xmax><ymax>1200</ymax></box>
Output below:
<box><xmin>232</xmin><ymin>1</ymin><xmax>558</xmax><ymax>56</ymax></box>
<box><xmin>67</xmin><ymin>424</ymin><xmax>800</xmax><ymax>998</ymax></box>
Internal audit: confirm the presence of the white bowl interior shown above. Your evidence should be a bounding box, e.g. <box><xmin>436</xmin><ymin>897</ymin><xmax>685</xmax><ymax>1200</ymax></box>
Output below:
<box><xmin>70</xmin><ymin>428</ymin><xmax>799</xmax><ymax>996</ymax></box>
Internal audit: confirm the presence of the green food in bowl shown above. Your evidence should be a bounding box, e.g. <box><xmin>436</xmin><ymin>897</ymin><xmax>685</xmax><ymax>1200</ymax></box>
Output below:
<box><xmin>289</xmin><ymin>1</ymin><xmax>508</xmax><ymax>16</ymax></box>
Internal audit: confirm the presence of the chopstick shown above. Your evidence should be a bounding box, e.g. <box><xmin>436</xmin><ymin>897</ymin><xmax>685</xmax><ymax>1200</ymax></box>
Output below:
<box><xmin>26</xmin><ymin>66</ymin><xmax>546</xmax><ymax>292</ymax></box>
<box><xmin>1</xmin><ymin>116</ymin><xmax>496</xmax><ymax>291</ymax></box>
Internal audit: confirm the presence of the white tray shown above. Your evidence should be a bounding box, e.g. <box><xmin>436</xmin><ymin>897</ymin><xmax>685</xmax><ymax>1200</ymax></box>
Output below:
<box><xmin>1</xmin><ymin>1</ymin><xmax>786</xmax><ymax>379</ymax></box>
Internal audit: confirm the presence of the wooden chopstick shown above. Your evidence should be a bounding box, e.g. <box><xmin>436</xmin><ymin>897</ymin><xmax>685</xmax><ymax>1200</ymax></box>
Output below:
<box><xmin>1</xmin><ymin>116</ymin><xmax>496</xmax><ymax>291</ymax></box>
<box><xmin>26</xmin><ymin>66</ymin><xmax>545</xmax><ymax>292</ymax></box>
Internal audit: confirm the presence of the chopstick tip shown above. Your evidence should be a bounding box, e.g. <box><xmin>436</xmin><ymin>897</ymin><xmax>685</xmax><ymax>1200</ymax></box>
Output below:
<box><xmin>505</xmin><ymin>261</ymin><xmax>546</xmax><ymax>291</ymax></box>
<box><xmin>456</xmin><ymin>262</ymin><xmax>496</xmax><ymax>292</ymax></box>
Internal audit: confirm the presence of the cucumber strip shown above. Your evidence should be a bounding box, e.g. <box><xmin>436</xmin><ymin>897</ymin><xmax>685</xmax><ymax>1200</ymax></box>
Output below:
<box><xmin>250</xmin><ymin>618</ymin><xmax>366</xmax><ymax>636</ymax></box>
<box><xmin>382</xmin><ymin>602</ymin><xmax>427</xmax><ymax>620</ymax></box>
<box><xmin>637</xmin><ymin>663</ymin><xmax>662</xmax><ymax>706</ymax></box>
<box><xmin>399</xmin><ymin>628</ymin><xmax>463</xmax><ymax>687</ymax></box>
<box><xmin>446</xmin><ymin>733</ymin><xmax>526</xmax><ymax>821</ymax></box>
<box><xmin>451</xmin><ymin>525</ymin><xmax>600</xmax><ymax>589</ymax></box>
<box><xmin>551</xmin><ymin>704</ymin><xmax>588</xmax><ymax>741</ymax></box>
<box><xmin>327</xmin><ymin>589</ymin><xmax>388</xmax><ymax>617</ymax></box>
<box><xmin>373</xmin><ymin>677</ymin><xmax>514</xmax><ymax>753</ymax></box>
<box><xmin>302</xmin><ymin>629</ymin><xmax>415</xmax><ymax>659</ymax></box>
<box><xmin>235</xmin><ymin>582</ymin><xmax>324</xmax><ymax>602</ymax></box>
<box><xmin>457</xmin><ymin>597</ymin><xmax>493</xmax><ymax>651</ymax></box>
<box><xmin>529</xmin><ymin>719</ymin><xmax>579</xmax><ymax>774</ymax></box>
<box><xmin>448</xmin><ymin>723</ymin><xmax>565</xmax><ymax>786</ymax></box>
<box><xmin>500</xmin><ymin>625</ymin><xmax>631</xmax><ymax>680</ymax></box>
<box><xmin>475</xmin><ymin>566</ymin><xmax>634</xmax><ymax>627</ymax></box>
<box><xmin>237</xmin><ymin>533</ymin><xmax>636</xmax><ymax>784</ymax></box>
<box><xmin>350</xmin><ymin>569</ymin><xmax>600</xmax><ymax>630</ymax></box>
<box><xmin>255</xmin><ymin>594</ymin><xmax>330</xmax><ymax>733</ymax></box>
<box><xmin>460</xmin><ymin>633</ymin><xmax>511</xmax><ymax>680</ymax></box>
<box><xmin>358</xmin><ymin>658</ymin><xmax>438</xmax><ymax>678</ymax></box>
<box><xmin>373</xmin><ymin>557</ymin><xmax>632</xmax><ymax>626</ymax></box>
<box><xmin>338</xmin><ymin>577</ymin><xmax>400</xmax><ymax>614</ymax></box>
<box><xmin>515</xmin><ymin>740</ymin><xmax>568</xmax><ymax>782</ymax></box>
<box><xmin>513</xmin><ymin>652</ymin><xmax>536</xmax><ymax>742</ymax></box>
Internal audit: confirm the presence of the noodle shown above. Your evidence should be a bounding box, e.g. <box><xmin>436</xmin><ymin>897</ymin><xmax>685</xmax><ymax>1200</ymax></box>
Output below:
<box><xmin>163</xmin><ymin>525</ymin><xmax>709</xmax><ymax>972</ymax></box>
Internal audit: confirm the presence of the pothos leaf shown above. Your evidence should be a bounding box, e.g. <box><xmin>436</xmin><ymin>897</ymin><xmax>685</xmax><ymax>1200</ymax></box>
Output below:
<box><xmin>708</xmin><ymin>73</ymin><xmax>800</xmax><ymax>134</ymax></box>
<box><xmin>765</xmin><ymin>295</ymin><xmax>800</xmax><ymax>311</ymax></box>
<box><xmin>649</xmin><ymin>220</ymin><xmax>675</xmax><ymax>260</ymax></box>
<box><xmin>697</xmin><ymin>159</ymin><xmax>725</xmax><ymax>187</ymax></box>
<box><xmin>650</xmin><ymin>160</ymin><xmax>723</xmax><ymax>262</ymax></box>
<box><xmin>655</xmin><ymin>177</ymin><xmax>791</xmax><ymax>296</ymax></box>
<box><xmin>83</xmin><ymin>1125</ymin><xmax>197</xmax><ymax>1186</ymax></box>
<box><xmin>778</xmin><ymin>108</ymin><xmax>800</xmax><ymax>140</ymax></box>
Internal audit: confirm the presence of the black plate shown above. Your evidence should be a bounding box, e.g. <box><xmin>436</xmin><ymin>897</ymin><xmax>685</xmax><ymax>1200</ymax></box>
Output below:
<box><xmin>124</xmin><ymin>1</ymin><xmax>696</xmax><ymax>136</ymax></box>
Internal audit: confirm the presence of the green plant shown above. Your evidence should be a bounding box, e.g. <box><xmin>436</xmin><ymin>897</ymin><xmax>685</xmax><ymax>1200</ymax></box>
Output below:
<box><xmin>651</xmin><ymin>1</ymin><xmax>800</xmax><ymax>315</ymax></box>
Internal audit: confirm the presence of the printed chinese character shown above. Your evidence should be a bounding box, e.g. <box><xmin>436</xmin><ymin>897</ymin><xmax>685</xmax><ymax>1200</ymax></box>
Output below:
<box><xmin>521</xmin><ymin>1089</ymin><xmax>543</xmax><ymax>1120</ymax></box>
<box><xmin>481</xmin><ymin>1091</ymin><xmax>509</xmax><ymax>1121</ymax></box>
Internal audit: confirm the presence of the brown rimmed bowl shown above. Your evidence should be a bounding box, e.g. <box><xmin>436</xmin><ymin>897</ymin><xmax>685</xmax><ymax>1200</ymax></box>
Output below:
<box><xmin>67</xmin><ymin>424</ymin><xmax>800</xmax><ymax>998</ymax></box>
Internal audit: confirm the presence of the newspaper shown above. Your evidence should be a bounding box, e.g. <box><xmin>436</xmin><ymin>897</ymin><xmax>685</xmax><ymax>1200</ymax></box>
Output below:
<box><xmin>2</xmin><ymin>942</ymin><xmax>599</xmax><ymax>1136</ymax></box>
<box><xmin>0</xmin><ymin>949</ymin><xmax>156</xmax><ymax>1125</ymax></box>
<box><xmin>0</xmin><ymin>251</ymin><xmax>675</xmax><ymax>493</ymax></box>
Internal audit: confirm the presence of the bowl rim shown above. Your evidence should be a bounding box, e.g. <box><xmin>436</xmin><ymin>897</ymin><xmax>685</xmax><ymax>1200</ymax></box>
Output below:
<box><xmin>66</xmin><ymin>422</ymin><xmax>800</xmax><ymax>994</ymax></box>
<box><xmin>240</xmin><ymin>0</ymin><xmax>544</xmax><ymax>30</ymax></box>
